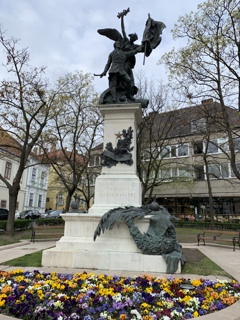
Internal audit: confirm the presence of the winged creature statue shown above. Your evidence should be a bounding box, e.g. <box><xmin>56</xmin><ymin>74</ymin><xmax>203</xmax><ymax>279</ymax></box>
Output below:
<box><xmin>95</xmin><ymin>8</ymin><xmax>166</xmax><ymax>107</ymax></box>
<box><xmin>93</xmin><ymin>200</ymin><xmax>185</xmax><ymax>274</ymax></box>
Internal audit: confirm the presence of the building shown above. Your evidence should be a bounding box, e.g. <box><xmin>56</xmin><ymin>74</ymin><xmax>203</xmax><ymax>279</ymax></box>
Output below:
<box><xmin>44</xmin><ymin>149</ymin><xmax>87</xmax><ymax>211</ymax></box>
<box><xmin>141</xmin><ymin>99</ymin><xmax>240</xmax><ymax>221</ymax></box>
<box><xmin>0</xmin><ymin>128</ymin><xmax>27</xmax><ymax>212</ymax></box>
<box><xmin>23</xmin><ymin>155</ymin><xmax>49</xmax><ymax>214</ymax></box>
<box><xmin>0</xmin><ymin>128</ymin><xmax>50</xmax><ymax>213</ymax></box>
<box><xmin>0</xmin><ymin>147</ymin><xmax>27</xmax><ymax>212</ymax></box>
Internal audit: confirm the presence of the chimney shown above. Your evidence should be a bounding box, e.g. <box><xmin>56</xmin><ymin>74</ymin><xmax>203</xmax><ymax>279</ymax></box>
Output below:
<box><xmin>50</xmin><ymin>142</ymin><xmax>56</xmax><ymax>152</ymax></box>
<box><xmin>201</xmin><ymin>98</ymin><xmax>214</xmax><ymax>105</ymax></box>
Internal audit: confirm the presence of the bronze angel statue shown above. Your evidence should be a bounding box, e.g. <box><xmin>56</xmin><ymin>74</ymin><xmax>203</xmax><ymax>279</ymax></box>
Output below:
<box><xmin>95</xmin><ymin>8</ymin><xmax>166</xmax><ymax>107</ymax></box>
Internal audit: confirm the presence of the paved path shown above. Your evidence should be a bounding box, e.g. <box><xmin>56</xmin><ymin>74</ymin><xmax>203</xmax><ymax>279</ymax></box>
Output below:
<box><xmin>0</xmin><ymin>241</ymin><xmax>239</xmax><ymax>320</ymax></box>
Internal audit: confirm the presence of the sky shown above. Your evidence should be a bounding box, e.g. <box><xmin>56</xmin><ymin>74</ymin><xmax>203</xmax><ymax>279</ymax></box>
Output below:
<box><xmin>0</xmin><ymin>0</ymin><xmax>204</xmax><ymax>95</ymax></box>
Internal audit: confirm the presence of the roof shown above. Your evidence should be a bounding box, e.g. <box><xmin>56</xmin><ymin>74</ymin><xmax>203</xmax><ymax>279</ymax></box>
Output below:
<box><xmin>41</xmin><ymin>148</ymin><xmax>86</xmax><ymax>165</ymax></box>
<box><xmin>0</xmin><ymin>127</ymin><xmax>22</xmax><ymax>158</ymax></box>
<box><xmin>143</xmin><ymin>100</ymin><xmax>240</xmax><ymax>140</ymax></box>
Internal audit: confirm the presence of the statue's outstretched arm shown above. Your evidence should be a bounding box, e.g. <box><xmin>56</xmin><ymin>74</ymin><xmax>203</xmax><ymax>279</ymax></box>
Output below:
<box><xmin>121</xmin><ymin>15</ymin><xmax>127</xmax><ymax>40</ymax></box>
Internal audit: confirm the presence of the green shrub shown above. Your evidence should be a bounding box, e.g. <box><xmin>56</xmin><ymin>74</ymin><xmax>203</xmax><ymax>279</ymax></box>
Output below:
<box><xmin>0</xmin><ymin>218</ymin><xmax>64</xmax><ymax>231</ymax></box>
<box><xmin>15</xmin><ymin>219</ymin><xmax>33</xmax><ymax>230</ymax></box>
<box><xmin>35</xmin><ymin>218</ymin><xmax>65</xmax><ymax>226</ymax></box>
<box><xmin>174</xmin><ymin>220</ymin><xmax>240</xmax><ymax>230</ymax></box>
<box><xmin>0</xmin><ymin>221</ymin><xmax>7</xmax><ymax>230</ymax></box>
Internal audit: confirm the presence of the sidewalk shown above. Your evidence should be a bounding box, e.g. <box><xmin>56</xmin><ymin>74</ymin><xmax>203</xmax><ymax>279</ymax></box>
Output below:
<box><xmin>0</xmin><ymin>240</ymin><xmax>239</xmax><ymax>320</ymax></box>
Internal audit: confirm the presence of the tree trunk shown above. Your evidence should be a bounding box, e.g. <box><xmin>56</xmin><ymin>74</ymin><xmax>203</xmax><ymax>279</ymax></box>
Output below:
<box><xmin>65</xmin><ymin>190</ymin><xmax>75</xmax><ymax>212</ymax></box>
<box><xmin>203</xmin><ymin>155</ymin><xmax>215</xmax><ymax>229</ymax></box>
<box><xmin>6</xmin><ymin>185</ymin><xmax>19</xmax><ymax>236</ymax></box>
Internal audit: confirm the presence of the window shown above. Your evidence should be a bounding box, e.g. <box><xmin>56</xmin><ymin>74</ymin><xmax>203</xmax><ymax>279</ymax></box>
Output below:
<box><xmin>206</xmin><ymin>138</ymin><xmax>228</xmax><ymax>154</ymax></box>
<box><xmin>208</xmin><ymin>163</ymin><xmax>230</xmax><ymax>179</ymax></box>
<box><xmin>57</xmin><ymin>193</ymin><xmax>64</xmax><ymax>206</ymax></box>
<box><xmin>40</xmin><ymin>171</ymin><xmax>45</xmax><ymax>185</ymax></box>
<box><xmin>221</xmin><ymin>163</ymin><xmax>229</xmax><ymax>178</ymax></box>
<box><xmin>31</xmin><ymin>168</ymin><xmax>36</xmax><ymax>182</ymax></box>
<box><xmin>160</xmin><ymin>167</ymin><xmax>190</xmax><ymax>180</ymax></box>
<box><xmin>218</xmin><ymin>138</ymin><xmax>228</xmax><ymax>152</ymax></box>
<box><xmin>233</xmin><ymin>137</ymin><xmax>240</xmax><ymax>151</ymax></box>
<box><xmin>193</xmin><ymin>141</ymin><xmax>203</xmax><ymax>154</ymax></box>
<box><xmin>230</xmin><ymin>163</ymin><xmax>240</xmax><ymax>178</ymax></box>
<box><xmin>161</xmin><ymin>168</ymin><xmax>171</xmax><ymax>180</ymax></box>
<box><xmin>208</xmin><ymin>164</ymin><xmax>221</xmax><ymax>178</ymax></box>
<box><xmin>160</xmin><ymin>144</ymin><xmax>189</xmax><ymax>159</ymax></box>
<box><xmin>96</xmin><ymin>155</ymin><xmax>102</xmax><ymax>166</ymax></box>
<box><xmin>29</xmin><ymin>193</ymin><xmax>34</xmax><ymax>207</ymax></box>
<box><xmin>0</xmin><ymin>200</ymin><xmax>7</xmax><ymax>208</ymax></box>
<box><xmin>178</xmin><ymin>167</ymin><xmax>190</xmax><ymax>178</ymax></box>
<box><xmin>178</xmin><ymin>144</ymin><xmax>188</xmax><ymax>157</ymax></box>
<box><xmin>38</xmin><ymin>195</ymin><xmax>42</xmax><ymax>207</ymax></box>
<box><xmin>193</xmin><ymin>166</ymin><xmax>204</xmax><ymax>180</ymax></box>
<box><xmin>89</xmin><ymin>155</ymin><xmax>102</xmax><ymax>167</ymax></box>
<box><xmin>4</xmin><ymin>162</ymin><xmax>12</xmax><ymax>179</ymax></box>
<box><xmin>141</xmin><ymin>149</ymin><xmax>151</xmax><ymax>161</ymax></box>
<box><xmin>160</xmin><ymin>146</ymin><xmax>171</xmax><ymax>159</ymax></box>
<box><xmin>206</xmin><ymin>140</ymin><xmax>218</xmax><ymax>154</ymax></box>
<box><xmin>191</xmin><ymin>118</ymin><xmax>206</xmax><ymax>133</ymax></box>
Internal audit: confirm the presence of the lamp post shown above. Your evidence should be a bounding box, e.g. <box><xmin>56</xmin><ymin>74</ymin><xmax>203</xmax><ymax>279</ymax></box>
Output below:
<box><xmin>55</xmin><ymin>194</ymin><xmax>58</xmax><ymax>210</ymax></box>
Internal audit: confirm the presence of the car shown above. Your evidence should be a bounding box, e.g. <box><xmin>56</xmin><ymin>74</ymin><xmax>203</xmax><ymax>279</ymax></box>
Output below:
<box><xmin>15</xmin><ymin>210</ymin><xmax>20</xmax><ymax>220</ymax></box>
<box><xmin>0</xmin><ymin>208</ymin><xmax>9</xmax><ymax>220</ymax></box>
<box><xmin>45</xmin><ymin>209</ymin><xmax>63</xmax><ymax>219</ymax></box>
<box><xmin>19</xmin><ymin>210</ymin><xmax>41</xmax><ymax>219</ymax></box>
<box><xmin>41</xmin><ymin>210</ymin><xmax>53</xmax><ymax>218</ymax></box>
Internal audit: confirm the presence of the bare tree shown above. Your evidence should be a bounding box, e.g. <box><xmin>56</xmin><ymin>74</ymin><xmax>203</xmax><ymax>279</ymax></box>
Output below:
<box><xmin>0</xmin><ymin>27</ymin><xmax>54</xmax><ymax>235</ymax></box>
<box><xmin>40</xmin><ymin>71</ymin><xmax>103</xmax><ymax>211</ymax></box>
<box><xmin>161</xmin><ymin>0</ymin><xmax>240</xmax><ymax>181</ymax></box>
<box><xmin>135</xmin><ymin>74</ymin><xmax>193</xmax><ymax>204</ymax></box>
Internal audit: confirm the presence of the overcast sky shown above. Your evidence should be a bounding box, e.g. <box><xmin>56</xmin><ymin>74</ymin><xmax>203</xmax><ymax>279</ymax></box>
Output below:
<box><xmin>0</xmin><ymin>0</ymin><xmax>203</xmax><ymax>94</ymax></box>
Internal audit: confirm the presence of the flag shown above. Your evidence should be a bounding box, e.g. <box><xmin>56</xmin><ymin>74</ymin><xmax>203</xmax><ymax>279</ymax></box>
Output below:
<box><xmin>142</xmin><ymin>14</ymin><xmax>166</xmax><ymax>57</ymax></box>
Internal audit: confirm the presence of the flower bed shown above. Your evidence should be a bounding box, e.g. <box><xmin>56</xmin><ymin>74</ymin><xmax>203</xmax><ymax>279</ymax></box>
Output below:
<box><xmin>0</xmin><ymin>269</ymin><xmax>240</xmax><ymax>319</ymax></box>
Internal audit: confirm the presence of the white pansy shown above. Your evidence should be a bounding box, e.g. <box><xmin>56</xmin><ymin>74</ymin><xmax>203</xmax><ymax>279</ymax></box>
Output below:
<box><xmin>130</xmin><ymin>309</ymin><xmax>142</xmax><ymax>319</ymax></box>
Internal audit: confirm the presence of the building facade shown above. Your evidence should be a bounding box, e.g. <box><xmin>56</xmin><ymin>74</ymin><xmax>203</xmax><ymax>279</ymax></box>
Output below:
<box><xmin>23</xmin><ymin>156</ymin><xmax>49</xmax><ymax>214</ymax></box>
<box><xmin>0</xmin><ymin>149</ymin><xmax>27</xmax><ymax>211</ymax></box>
<box><xmin>142</xmin><ymin>100</ymin><xmax>240</xmax><ymax>222</ymax></box>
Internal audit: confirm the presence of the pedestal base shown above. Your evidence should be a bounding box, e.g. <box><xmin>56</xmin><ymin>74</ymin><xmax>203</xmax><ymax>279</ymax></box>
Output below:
<box><xmin>42</xmin><ymin>213</ymin><xmax>181</xmax><ymax>274</ymax></box>
<box><xmin>89</xmin><ymin>174</ymin><xmax>142</xmax><ymax>215</ymax></box>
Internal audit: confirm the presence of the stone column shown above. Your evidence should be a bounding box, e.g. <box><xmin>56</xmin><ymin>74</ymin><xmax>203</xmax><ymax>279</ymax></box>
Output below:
<box><xmin>88</xmin><ymin>103</ymin><xmax>142</xmax><ymax>215</ymax></box>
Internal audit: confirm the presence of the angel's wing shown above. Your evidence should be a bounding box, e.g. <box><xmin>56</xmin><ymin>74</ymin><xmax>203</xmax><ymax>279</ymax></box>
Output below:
<box><xmin>97</xmin><ymin>28</ymin><xmax>123</xmax><ymax>43</ymax></box>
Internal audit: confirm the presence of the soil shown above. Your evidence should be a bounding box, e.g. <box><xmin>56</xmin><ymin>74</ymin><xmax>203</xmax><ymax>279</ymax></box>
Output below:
<box><xmin>182</xmin><ymin>248</ymin><xmax>205</xmax><ymax>263</ymax></box>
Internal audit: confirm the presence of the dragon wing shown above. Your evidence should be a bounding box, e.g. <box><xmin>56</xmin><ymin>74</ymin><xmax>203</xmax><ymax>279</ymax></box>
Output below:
<box><xmin>97</xmin><ymin>28</ymin><xmax>123</xmax><ymax>43</ymax></box>
<box><xmin>93</xmin><ymin>206</ymin><xmax>152</xmax><ymax>241</ymax></box>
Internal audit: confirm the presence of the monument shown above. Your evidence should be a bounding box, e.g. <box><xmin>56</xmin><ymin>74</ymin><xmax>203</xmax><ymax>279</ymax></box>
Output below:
<box><xmin>42</xmin><ymin>9</ymin><xmax>185</xmax><ymax>274</ymax></box>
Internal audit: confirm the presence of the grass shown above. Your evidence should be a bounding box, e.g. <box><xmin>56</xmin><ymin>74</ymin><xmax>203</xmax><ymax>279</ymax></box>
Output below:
<box><xmin>175</xmin><ymin>227</ymin><xmax>202</xmax><ymax>243</ymax></box>
<box><xmin>182</xmin><ymin>255</ymin><xmax>231</xmax><ymax>277</ymax></box>
<box><xmin>3</xmin><ymin>250</ymin><xmax>43</xmax><ymax>267</ymax></box>
<box><xmin>0</xmin><ymin>229</ymin><xmax>32</xmax><ymax>246</ymax></box>
<box><xmin>182</xmin><ymin>248</ymin><xmax>231</xmax><ymax>277</ymax></box>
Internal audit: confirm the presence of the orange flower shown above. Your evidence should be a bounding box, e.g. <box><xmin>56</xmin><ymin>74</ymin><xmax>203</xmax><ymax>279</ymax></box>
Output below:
<box><xmin>120</xmin><ymin>314</ymin><xmax>127</xmax><ymax>320</ymax></box>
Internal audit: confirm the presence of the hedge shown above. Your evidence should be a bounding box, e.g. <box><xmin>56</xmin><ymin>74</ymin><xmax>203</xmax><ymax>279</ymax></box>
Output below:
<box><xmin>0</xmin><ymin>218</ymin><xmax>64</xmax><ymax>231</ymax></box>
<box><xmin>174</xmin><ymin>220</ymin><xmax>240</xmax><ymax>230</ymax></box>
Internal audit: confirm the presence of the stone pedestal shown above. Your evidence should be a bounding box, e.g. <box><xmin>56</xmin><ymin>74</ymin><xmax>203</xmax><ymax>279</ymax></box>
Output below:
<box><xmin>42</xmin><ymin>103</ymin><xmax>181</xmax><ymax>274</ymax></box>
<box><xmin>42</xmin><ymin>213</ymin><xmax>181</xmax><ymax>273</ymax></box>
<box><xmin>89</xmin><ymin>103</ymin><xmax>142</xmax><ymax>215</ymax></box>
